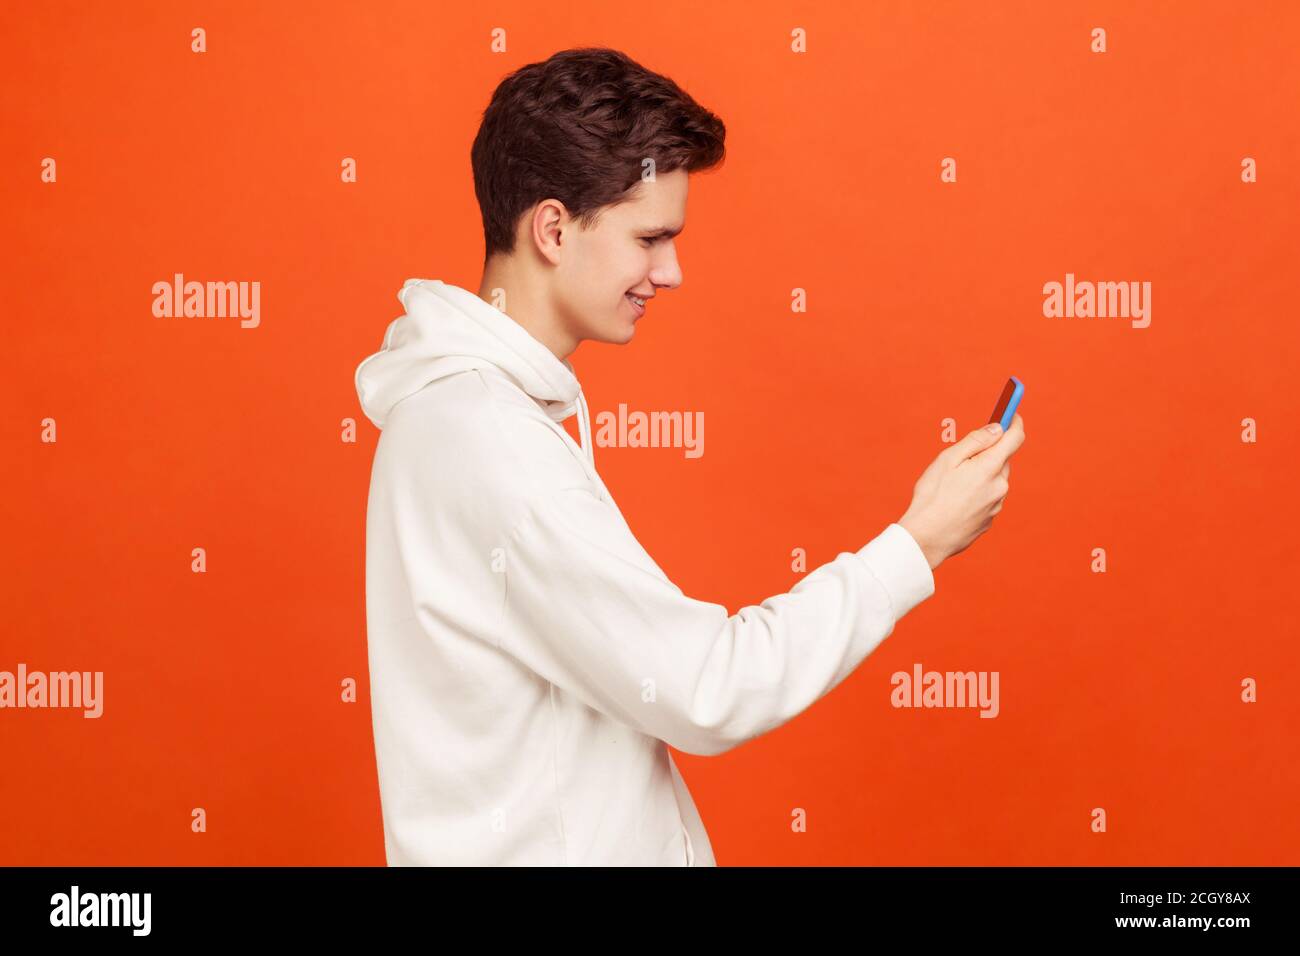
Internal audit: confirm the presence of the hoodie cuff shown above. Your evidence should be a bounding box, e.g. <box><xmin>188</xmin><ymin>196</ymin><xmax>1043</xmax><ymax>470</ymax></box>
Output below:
<box><xmin>854</xmin><ymin>523</ymin><xmax>936</xmax><ymax>621</ymax></box>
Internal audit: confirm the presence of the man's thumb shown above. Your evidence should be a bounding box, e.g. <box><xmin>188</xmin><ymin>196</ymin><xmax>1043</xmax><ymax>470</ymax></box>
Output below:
<box><xmin>946</xmin><ymin>421</ymin><xmax>1003</xmax><ymax>465</ymax></box>
<box><xmin>950</xmin><ymin>422</ymin><xmax>1002</xmax><ymax>462</ymax></box>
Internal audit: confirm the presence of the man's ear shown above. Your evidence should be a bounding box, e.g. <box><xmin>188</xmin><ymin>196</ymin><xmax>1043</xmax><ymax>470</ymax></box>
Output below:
<box><xmin>530</xmin><ymin>199</ymin><xmax>568</xmax><ymax>265</ymax></box>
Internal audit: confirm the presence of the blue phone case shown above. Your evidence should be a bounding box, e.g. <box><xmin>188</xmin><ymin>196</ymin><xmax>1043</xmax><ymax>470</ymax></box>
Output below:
<box><xmin>993</xmin><ymin>376</ymin><xmax>1024</xmax><ymax>432</ymax></box>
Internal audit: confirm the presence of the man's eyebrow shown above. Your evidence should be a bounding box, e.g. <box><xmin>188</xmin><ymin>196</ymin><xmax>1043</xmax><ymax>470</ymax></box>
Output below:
<box><xmin>640</xmin><ymin>225</ymin><xmax>684</xmax><ymax>239</ymax></box>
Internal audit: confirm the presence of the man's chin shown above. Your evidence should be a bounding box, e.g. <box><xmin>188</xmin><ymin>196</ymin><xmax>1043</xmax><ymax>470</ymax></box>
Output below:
<box><xmin>586</xmin><ymin>322</ymin><xmax>637</xmax><ymax>345</ymax></box>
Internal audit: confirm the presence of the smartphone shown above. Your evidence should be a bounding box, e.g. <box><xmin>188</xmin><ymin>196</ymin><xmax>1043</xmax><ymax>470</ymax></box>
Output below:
<box><xmin>988</xmin><ymin>376</ymin><xmax>1025</xmax><ymax>432</ymax></box>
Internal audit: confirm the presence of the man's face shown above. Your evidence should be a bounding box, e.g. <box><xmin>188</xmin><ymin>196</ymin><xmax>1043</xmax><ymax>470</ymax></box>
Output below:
<box><xmin>551</xmin><ymin>168</ymin><xmax>687</xmax><ymax>346</ymax></box>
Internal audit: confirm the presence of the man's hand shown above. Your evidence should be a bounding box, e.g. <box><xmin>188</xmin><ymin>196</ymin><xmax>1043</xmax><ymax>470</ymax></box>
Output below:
<box><xmin>898</xmin><ymin>414</ymin><xmax>1025</xmax><ymax>571</ymax></box>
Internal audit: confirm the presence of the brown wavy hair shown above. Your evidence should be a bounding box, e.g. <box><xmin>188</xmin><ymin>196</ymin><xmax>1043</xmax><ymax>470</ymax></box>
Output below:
<box><xmin>471</xmin><ymin>47</ymin><xmax>727</xmax><ymax>262</ymax></box>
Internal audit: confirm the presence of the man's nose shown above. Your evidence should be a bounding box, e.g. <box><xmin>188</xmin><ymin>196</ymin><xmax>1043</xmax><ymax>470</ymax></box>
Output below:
<box><xmin>650</xmin><ymin>245</ymin><xmax>683</xmax><ymax>291</ymax></box>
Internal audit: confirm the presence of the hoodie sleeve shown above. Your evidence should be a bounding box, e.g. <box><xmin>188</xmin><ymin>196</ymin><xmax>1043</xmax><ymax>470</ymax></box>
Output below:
<box><xmin>496</xmin><ymin>485</ymin><xmax>935</xmax><ymax>757</ymax></box>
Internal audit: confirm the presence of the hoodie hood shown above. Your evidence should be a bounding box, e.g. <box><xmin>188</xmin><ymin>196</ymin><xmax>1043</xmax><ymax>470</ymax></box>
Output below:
<box><xmin>354</xmin><ymin>278</ymin><xmax>595</xmax><ymax>465</ymax></box>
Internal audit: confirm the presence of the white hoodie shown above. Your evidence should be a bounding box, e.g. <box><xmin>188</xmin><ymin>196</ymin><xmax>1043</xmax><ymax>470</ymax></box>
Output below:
<box><xmin>355</xmin><ymin>278</ymin><xmax>937</xmax><ymax>866</ymax></box>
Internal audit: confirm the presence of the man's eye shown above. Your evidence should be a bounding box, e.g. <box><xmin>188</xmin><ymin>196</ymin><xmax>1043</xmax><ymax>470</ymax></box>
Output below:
<box><xmin>639</xmin><ymin>237</ymin><xmax>654</xmax><ymax>247</ymax></box>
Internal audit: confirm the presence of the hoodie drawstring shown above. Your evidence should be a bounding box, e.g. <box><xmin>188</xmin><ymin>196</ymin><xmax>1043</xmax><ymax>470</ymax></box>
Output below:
<box><xmin>576</xmin><ymin>390</ymin><xmax>594</xmax><ymax>467</ymax></box>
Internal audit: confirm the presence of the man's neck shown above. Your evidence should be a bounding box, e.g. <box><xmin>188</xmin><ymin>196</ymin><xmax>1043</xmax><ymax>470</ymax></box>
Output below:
<box><xmin>476</xmin><ymin>259</ymin><xmax>577</xmax><ymax>363</ymax></box>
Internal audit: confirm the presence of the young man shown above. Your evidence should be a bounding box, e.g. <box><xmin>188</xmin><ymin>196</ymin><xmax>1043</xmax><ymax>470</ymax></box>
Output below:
<box><xmin>355</xmin><ymin>47</ymin><xmax>1024</xmax><ymax>866</ymax></box>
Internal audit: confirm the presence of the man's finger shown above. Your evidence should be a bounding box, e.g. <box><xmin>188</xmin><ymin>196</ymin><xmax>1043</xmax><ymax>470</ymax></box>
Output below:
<box><xmin>973</xmin><ymin>413</ymin><xmax>1025</xmax><ymax>472</ymax></box>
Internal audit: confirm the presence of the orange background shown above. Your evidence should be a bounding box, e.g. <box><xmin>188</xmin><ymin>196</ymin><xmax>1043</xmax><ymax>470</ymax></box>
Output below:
<box><xmin>4</xmin><ymin>0</ymin><xmax>1298</xmax><ymax>865</ymax></box>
